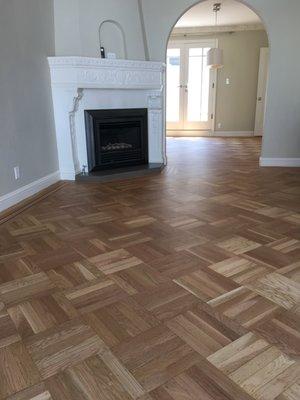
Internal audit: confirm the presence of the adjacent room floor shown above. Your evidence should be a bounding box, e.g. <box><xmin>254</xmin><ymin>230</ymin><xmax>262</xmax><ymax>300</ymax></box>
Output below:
<box><xmin>0</xmin><ymin>138</ymin><xmax>299</xmax><ymax>400</ymax></box>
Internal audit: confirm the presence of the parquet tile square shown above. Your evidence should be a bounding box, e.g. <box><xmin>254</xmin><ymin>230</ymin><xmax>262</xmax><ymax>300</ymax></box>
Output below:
<box><xmin>0</xmin><ymin>138</ymin><xmax>300</xmax><ymax>400</ymax></box>
<box><xmin>25</xmin><ymin>247</ymin><xmax>83</xmax><ymax>271</ymax></box>
<box><xmin>70</xmin><ymin>236</ymin><xmax>112</xmax><ymax>258</ymax></box>
<box><xmin>46</xmin><ymin>355</ymin><xmax>137</xmax><ymax>400</ymax></box>
<box><xmin>209</xmin><ymin>256</ymin><xmax>273</xmax><ymax>284</ymax></box>
<box><xmin>255</xmin><ymin>309</ymin><xmax>300</xmax><ymax>359</ymax></box>
<box><xmin>0</xmin><ymin>258</ymin><xmax>40</xmax><ymax>285</ymax></box>
<box><xmin>47</xmin><ymin>259</ymin><xmax>103</xmax><ymax>290</ymax></box>
<box><xmin>133</xmin><ymin>282</ymin><xmax>200</xmax><ymax>321</ymax></box>
<box><xmin>245</xmin><ymin>273</ymin><xmax>300</xmax><ymax>310</ymax></box>
<box><xmin>0</xmin><ymin>272</ymin><xmax>55</xmax><ymax>307</ymax></box>
<box><xmin>187</xmin><ymin>242</ymin><xmax>233</xmax><ymax>264</ymax></box>
<box><xmin>0</xmin><ymin>308</ymin><xmax>21</xmax><ymax>348</ymax></box>
<box><xmin>114</xmin><ymin>325</ymin><xmax>201</xmax><ymax>392</ymax></box>
<box><xmin>277</xmin><ymin>261</ymin><xmax>300</xmax><ymax>283</ymax></box>
<box><xmin>245</xmin><ymin>246</ymin><xmax>293</xmax><ymax>269</ymax></box>
<box><xmin>166</xmin><ymin>308</ymin><xmax>240</xmax><ymax>357</ymax></box>
<box><xmin>8</xmin><ymin>293</ymin><xmax>78</xmax><ymax>339</ymax></box>
<box><xmin>126</xmin><ymin>242</ymin><xmax>171</xmax><ymax>264</ymax></box>
<box><xmin>208</xmin><ymin>333</ymin><xmax>300</xmax><ymax>400</ymax></box>
<box><xmin>217</xmin><ymin>236</ymin><xmax>261</xmax><ymax>255</ymax></box>
<box><xmin>89</xmin><ymin>248</ymin><xmax>143</xmax><ymax>274</ymax></box>
<box><xmin>148</xmin><ymin>251</ymin><xmax>204</xmax><ymax>279</ymax></box>
<box><xmin>0</xmin><ymin>342</ymin><xmax>40</xmax><ymax>398</ymax></box>
<box><xmin>154</xmin><ymin>370</ymin><xmax>233</xmax><ymax>400</ymax></box>
<box><xmin>175</xmin><ymin>268</ymin><xmax>239</xmax><ymax>302</ymax></box>
<box><xmin>283</xmin><ymin>214</ymin><xmax>300</xmax><ymax>225</ymax></box>
<box><xmin>148</xmin><ymin>233</ymin><xmax>204</xmax><ymax>253</ymax></box>
<box><xmin>5</xmin><ymin>383</ymin><xmax>52</xmax><ymax>400</ymax></box>
<box><xmin>84</xmin><ymin>298</ymin><xmax>159</xmax><ymax>347</ymax></box>
<box><xmin>276</xmin><ymin>382</ymin><xmax>300</xmax><ymax>400</ymax></box>
<box><xmin>25</xmin><ymin>319</ymin><xmax>104</xmax><ymax>379</ymax></box>
<box><xmin>268</xmin><ymin>238</ymin><xmax>300</xmax><ymax>255</ymax></box>
<box><xmin>208</xmin><ymin>286</ymin><xmax>280</xmax><ymax>329</ymax></box>
<box><xmin>65</xmin><ymin>278</ymin><xmax>128</xmax><ymax>314</ymax></box>
<box><xmin>111</xmin><ymin>263</ymin><xmax>167</xmax><ymax>295</ymax></box>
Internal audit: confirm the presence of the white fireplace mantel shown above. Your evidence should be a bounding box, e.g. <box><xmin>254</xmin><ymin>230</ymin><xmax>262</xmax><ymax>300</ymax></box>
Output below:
<box><xmin>48</xmin><ymin>57</ymin><xmax>166</xmax><ymax>180</ymax></box>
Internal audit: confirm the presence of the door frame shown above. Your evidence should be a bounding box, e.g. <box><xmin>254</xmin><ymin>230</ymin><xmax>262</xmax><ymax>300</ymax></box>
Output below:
<box><xmin>167</xmin><ymin>38</ymin><xmax>218</xmax><ymax>134</ymax></box>
<box><xmin>254</xmin><ymin>47</ymin><xmax>269</xmax><ymax>136</ymax></box>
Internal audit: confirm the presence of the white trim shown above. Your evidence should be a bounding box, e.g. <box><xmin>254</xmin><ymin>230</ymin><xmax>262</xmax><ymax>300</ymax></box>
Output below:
<box><xmin>0</xmin><ymin>171</ymin><xmax>60</xmax><ymax>213</ymax></box>
<box><xmin>213</xmin><ymin>131</ymin><xmax>254</xmax><ymax>137</ymax></box>
<box><xmin>167</xmin><ymin>130</ymin><xmax>211</xmax><ymax>137</ymax></box>
<box><xmin>260</xmin><ymin>158</ymin><xmax>300</xmax><ymax>167</ymax></box>
<box><xmin>167</xmin><ymin>130</ymin><xmax>254</xmax><ymax>137</ymax></box>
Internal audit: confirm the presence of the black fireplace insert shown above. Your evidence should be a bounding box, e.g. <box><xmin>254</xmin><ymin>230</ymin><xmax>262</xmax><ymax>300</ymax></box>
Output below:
<box><xmin>85</xmin><ymin>108</ymin><xmax>148</xmax><ymax>171</ymax></box>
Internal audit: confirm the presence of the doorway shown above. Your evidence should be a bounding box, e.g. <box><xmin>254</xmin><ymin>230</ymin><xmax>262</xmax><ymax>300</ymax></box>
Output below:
<box><xmin>165</xmin><ymin>0</ymin><xmax>269</xmax><ymax>148</ymax></box>
<box><xmin>167</xmin><ymin>39</ymin><xmax>217</xmax><ymax>133</ymax></box>
<box><xmin>254</xmin><ymin>47</ymin><xmax>269</xmax><ymax>136</ymax></box>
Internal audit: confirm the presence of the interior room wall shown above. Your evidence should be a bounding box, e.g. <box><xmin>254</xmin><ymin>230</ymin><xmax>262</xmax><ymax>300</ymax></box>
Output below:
<box><xmin>140</xmin><ymin>0</ymin><xmax>300</xmax><ymax>160</ymax></box>
<box><xmin>54</xmin><ymin>0</ymin><xmax>146</xmax><ymax>60</ymax></box>
<box><xmin>0</xmin><ymin>0</ymin><xmax>58</xmax><ymax>198</ymax></box>
<box><xmin>170</xmin><ymin>29</ymin><xmax>268</xmax><ymax>133</ymax></box>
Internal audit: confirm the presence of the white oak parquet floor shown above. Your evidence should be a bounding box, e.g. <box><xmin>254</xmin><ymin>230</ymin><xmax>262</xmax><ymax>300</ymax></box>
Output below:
<box><xmin>0</xmin><ymin>137</ymin><xmax>299</xmax><ymax>399</ymax></box>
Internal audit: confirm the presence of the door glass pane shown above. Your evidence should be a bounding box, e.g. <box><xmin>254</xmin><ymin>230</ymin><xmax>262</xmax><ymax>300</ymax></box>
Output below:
<box><xmin>167</xmin><ymin>48</ymin><xmax>181</xmax><ymax>122</ymax></box>
<box><xmin>187</xmin><ymin>47</ymin><xmax>211</xmax><ymax>122</ymax></box>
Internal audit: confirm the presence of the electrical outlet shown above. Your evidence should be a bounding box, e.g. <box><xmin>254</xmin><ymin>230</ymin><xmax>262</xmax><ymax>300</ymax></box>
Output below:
<box><xmin>218</xmin><ymin>123</ymin><xmax>222</xmax><ymax>129</ymax></box>
<box><xmin>14</xmin><ymin>166</ymin><xmax>20</xmax><ymax>180</ymax></box>
<box><xmin>226</xmin><ymin>78</ymin><xmax>230</xmax><ymax>85</ymax></box>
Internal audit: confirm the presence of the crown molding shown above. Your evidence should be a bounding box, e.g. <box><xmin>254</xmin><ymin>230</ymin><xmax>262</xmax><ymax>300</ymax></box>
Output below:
<box><xmin>171</xmin><ymin>23</ymin><xmax>265</xmax><ymax>37</ymax></box>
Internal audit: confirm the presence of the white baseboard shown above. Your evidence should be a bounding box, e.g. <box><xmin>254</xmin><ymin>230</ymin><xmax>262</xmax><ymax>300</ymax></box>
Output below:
<box><xmin>213</xmin><ymin>131</ymin><xmax>254</xmax><ymax>137</ymax></box>
<box><xmin>0</xmin><ymin>171</ymin><xmax>60</xmax><ymax>213</ymax></box>
<box><xmin>167</xmin><ymin>130</ymin><xmax>254</xmax><ymax>137</ymax></box>
<box><xmin>260</xmin><ymin>158</ymin><xmax>300</xmax><ymax>167</ymax></box>
<box><xmin>167</xmin><ymin>130</ymin><xmax>211</xmax><ymax>137</ymax></box>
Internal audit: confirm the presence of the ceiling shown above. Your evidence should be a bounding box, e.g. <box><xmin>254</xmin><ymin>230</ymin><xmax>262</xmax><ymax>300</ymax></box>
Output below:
<box><xmin>176</xmin><ymin>0</ymin><xmax>262</xmax><ymax>28</ymax></box>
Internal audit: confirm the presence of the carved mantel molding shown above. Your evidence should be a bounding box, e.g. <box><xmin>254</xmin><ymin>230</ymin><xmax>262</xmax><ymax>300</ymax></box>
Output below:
<box><xmin>48</xmin><ymin>57</ymin><xmax>165</xmax><ymax>90</ymax></box>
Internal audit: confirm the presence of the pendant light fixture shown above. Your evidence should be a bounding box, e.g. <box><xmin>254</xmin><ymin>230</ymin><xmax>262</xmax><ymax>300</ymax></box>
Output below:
<box><xmin>207</xmin><ymin>3</ymin><xmax>224</xmax><ymax>69</ymax></box>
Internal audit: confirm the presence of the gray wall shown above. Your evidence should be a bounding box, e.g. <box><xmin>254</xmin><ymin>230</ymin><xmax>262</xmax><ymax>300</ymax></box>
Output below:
<box><xmin>170</xmin><ymin>30</ymin><xmax>268</xmax><ymax>132</ymax></box>
<box><xmin>215</xmin><ymin>30</ymin><xmax>268</xmax><ymax>132</ymax></box>
<box><xmin>141</xmin><ymin>0</ymin><xmax>300</xmax><ymax>159</ymax></box>
<box><xmin>54</xmin><ymin>0</ymin><xmax>146</xmax><ymax>60</ymax></box>
<box><xmin>0</xmin><ymin>0</ymin><xmax>58</xmax><ymax>197</ymax></box>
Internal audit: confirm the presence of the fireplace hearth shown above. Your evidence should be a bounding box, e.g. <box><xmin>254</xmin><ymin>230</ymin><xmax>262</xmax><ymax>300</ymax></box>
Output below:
<box><xmin>85</xmin><ymin>108</ymin><xmax>148</xmax><ymax>172</ymax></box>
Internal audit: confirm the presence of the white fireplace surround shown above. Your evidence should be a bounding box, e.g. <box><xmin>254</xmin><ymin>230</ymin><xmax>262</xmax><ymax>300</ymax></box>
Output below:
<box><xmin>48</xmin><ymin>57</ymin><xmax>166</xmax><ymax>180</ymax></box>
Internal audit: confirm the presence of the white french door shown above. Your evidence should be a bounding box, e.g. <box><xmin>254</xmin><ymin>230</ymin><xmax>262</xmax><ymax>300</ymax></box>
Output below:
<box><xmin>167</xmin><ymin>40</ymin><xmax>217</xmax><ymax>132</ymax></box>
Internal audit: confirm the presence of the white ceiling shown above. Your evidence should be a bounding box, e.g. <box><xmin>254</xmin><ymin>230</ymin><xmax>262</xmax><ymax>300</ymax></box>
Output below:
<box><xmin>176</xmin><ymin>0</ymin><xmax>261</xmax><ymax>28</ymax></box>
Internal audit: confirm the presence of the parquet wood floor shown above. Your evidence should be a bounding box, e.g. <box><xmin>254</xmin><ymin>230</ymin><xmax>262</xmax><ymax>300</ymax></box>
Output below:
<box><xmin>0</xmin><ymin>137</ymin><xmax>299</xmax><ymax>400</ymax></box>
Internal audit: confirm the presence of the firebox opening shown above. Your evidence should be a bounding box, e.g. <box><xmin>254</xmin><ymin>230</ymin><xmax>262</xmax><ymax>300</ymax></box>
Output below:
<box><xmin>85</xmin><ymin>108</ymin><xmax>148</xmax><ymax>172</ymax></box>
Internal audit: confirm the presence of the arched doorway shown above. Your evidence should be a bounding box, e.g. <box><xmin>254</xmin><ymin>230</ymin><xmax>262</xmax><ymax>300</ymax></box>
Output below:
<box><xmin>164</xmin><ymin>0</ymin><xmax>269</xmax><ymax>161</ymax></box>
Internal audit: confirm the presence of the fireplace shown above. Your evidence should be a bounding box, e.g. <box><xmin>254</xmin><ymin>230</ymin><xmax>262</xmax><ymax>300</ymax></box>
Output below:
<box><xmin>84</xmin><ymin>108</ymin><xmax>148</xmax><ymax>171</ymax></box>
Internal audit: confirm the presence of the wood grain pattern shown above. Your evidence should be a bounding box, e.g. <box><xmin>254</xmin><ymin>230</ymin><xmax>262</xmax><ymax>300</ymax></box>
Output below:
<box><xmin>0</xmin><ymin>138</ymin><xmax>299</xmax><ymax>399</ymax></box>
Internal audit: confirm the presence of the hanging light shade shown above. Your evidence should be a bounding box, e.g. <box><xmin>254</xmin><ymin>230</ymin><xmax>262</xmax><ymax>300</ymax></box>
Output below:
<box><xmin>207</xmin><ymin>3</ymin><xmax>224</xmax><ymax>69</ymax></box>
<box><xmin>207</xmin><ymin>48</ymin><xmax>224</xmax><ymax>69</ymax></box>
